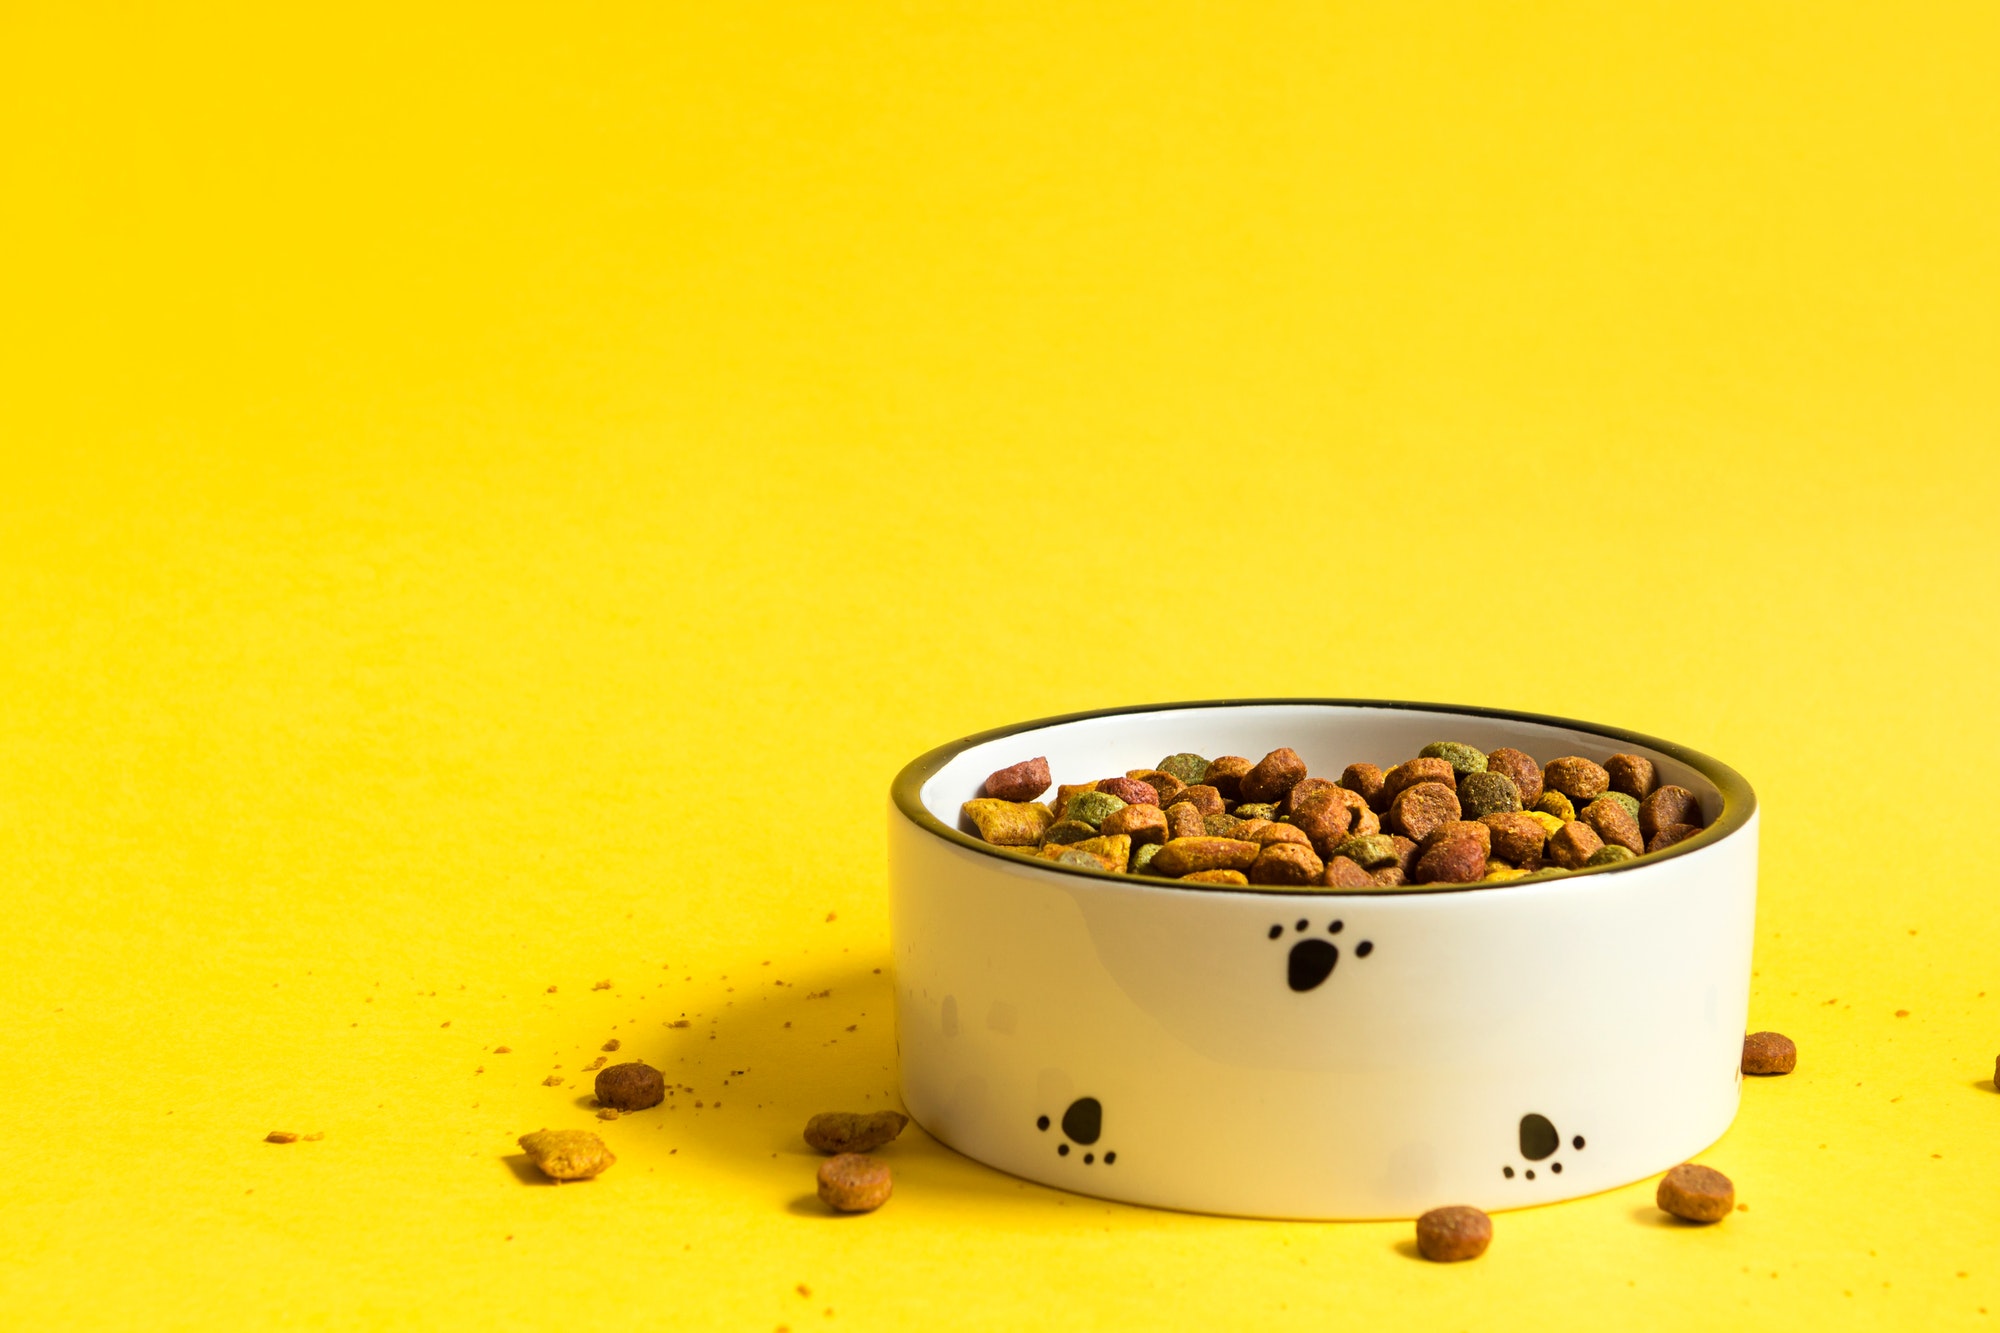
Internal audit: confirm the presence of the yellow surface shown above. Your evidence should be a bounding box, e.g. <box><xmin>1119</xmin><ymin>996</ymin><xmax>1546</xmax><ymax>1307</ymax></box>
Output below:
<box><xmin>4</xmin><ymin>3</ymin><xmax>1997</xmax><ymax>1327</ymax></box>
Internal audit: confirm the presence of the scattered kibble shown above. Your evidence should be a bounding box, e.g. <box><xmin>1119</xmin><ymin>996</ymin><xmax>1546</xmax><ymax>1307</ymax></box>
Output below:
<box><xmin>1415</xmin><ymin>1205</ymin><xmax>1492</xmax><ymax>1261</ymax></box>
<box><xmin>805</xmin><ymin>1110</ymin><xmax>909</xmax><ymax>1155</ymax></box>
<box><xmin>1742</xmin><ymin>1032</ymin><xmax>1797</xmax><ymax>1075</ymax></box>
<box><xmin>1657</xmin><ymin>1163</ymin><xmax>1734</xmax><ymax>1223</ymax></box>
<box><xmin>596</xmin><ymin>1061</ymin><xmax>667</xmax><ymax>1111</ymax></box>
<box><xmin>518</xmin><ymin>1129</ymin><xmax>615</xmax><ymax>1182</ymax></box>
<box><xmin>816</xmin><ymin>1153</ymin><xmax>892</xmax><ymax>1213</ymax></box>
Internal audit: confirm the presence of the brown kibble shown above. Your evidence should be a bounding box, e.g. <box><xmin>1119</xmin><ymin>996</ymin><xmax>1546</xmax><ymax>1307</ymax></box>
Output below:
<box><xmin>1165</xmin><ymin>801</ymin><xmax>1207</xmax><ymax>840</ymax></box>
<box><xmin>1240</xmin><ymin>748</ymin><xmax>1309</xmax><ymax>804</ymax></box>
<box><xmin>1742</xmin><ymin>1032</ymin><xmax>1797</xmax><ymax>1076</ymax></box>
<box><xmin>1200</xmin><ymin>756</ymin><xmax>1253</xmax><ymax>801</ymax></box>
<box><xmin>1369</xmin><ymin>866</ymin><xmax>1407</xmax><ymax>887</ymax></box>
<box><xmin>1543</xmin><ymin>756</ymin><xmax>1610</xmax><ymax>804</ymax></box>
<box><xmin>1280</xmin><ymin>776</ymin><xmax>1338</xmax><ymax>817</ymax></box>
<box><xmin>1640</xmin><ymin>786</ymin><xmax>1704</xmax><ymax>840</ymax></box>
<box><xmin>1606</xmin><ymin>753</ymin><xmax>1658</xmax><ymax>800</ymax></box>
<box><xmin>1339</xmin><ymin>762</ymin><xmax>1387</xmax><ymax>811</ymax></box>
<box><xmin>1231</xmin><ymin>818</ymin><xmax>1272</xmax><ymax>842</ymax></box>
<box><xmin>805</xmin><ymin>1110</ymin><xmax>910</xmax><ymax>1154</ymax></box>
<box><xmin>1253</xmin><ymin>822</ymin><xmax>1311</xmax><ymax>848</ymax></box>
<box><xmin>265</xmin><ymin>1131</ymin><xmax>299</xmax><ymax>1144</ymax></box>
<box><xmin>1181</xmin><ymin>869</ymin><xmax>1250</xmax><ymax>885</ymax></box>
<box><xmin>1127</xmin><ymin>769</ymin><xmax>1186</xmax><ymax>805</ymax></box>
<box><xmin>1096</xmin><ymin>776</ymin><xmax>1159</xmax><ymax>807</ymax></box>
<box><xmin>961</xmin><ymin>798</ymin><xmax>1054</xmax><ymax>846</ymax></box>
<box><xmin>1151</xmin><ymin>836</ymin><xmax>1262</xmax><ymax>876</ymax></box>
<box><xmin>1166</xmin><ymin>784</ymin><xmax>1226</xmax><ymax>817</ymax></box>
<box><xmin>1249</xmin><ymin>842</ymin><xmax>1325</xmax><ymax>887</ymax></box>
<box><xmin>518</xmin><ymin>1128</ymin><xmax>615</xmax><ymax>1182</ymax></box>
<box><xmin>983</xmin><ymin>756</ymin><xmax>1052</xmax><ymax>802</ymax></box>
<box><xmin>1656</xmin><ymin>1162</ymin><xmax>1734</xmax><ymax>1223</ymax></box>
<box><xmin>1383</xmin><ymin>757</ymin><xmax>1457</xmax><ymax>803</ymax></box>
<box><xmin>1420</xmin><ymin>820</ymin><xmax>1491</xmax><ymax>859</ymax></box>
<box><xmin>817</xmin><ymin>1153</ymin><xmax>892</xmax><ymax>1212</ymax></box>
<box><xmin>602</xmin><ymin>1039</ymin><xmax>621</xmax><ymax>1052</ymax></box>
<box><xmin>1101</xmin><ymin>803</ymin><xmax>1169</xmax><ymax>846</ymax></box>
<box><xmin>1321</xmin><ymin>855</ymin><xmax>1374</xmax><ymax>888</ymax></box>
<box><xmin>1388</xmin><ymin>781</ymin><xmax>1461</xmax><ymax>842</ymax></box>
<box><xmin>596</xmin><ymin>1061</ymin><xmax>667</xmax><ymax>1111</ymax></box>
<box><xmin>1290</xmin><ymin>788</ymin><xmax>1356</xmax><ymax>856</ymax></box>
<box><xmin>1415</xmin><ymin>1205</ymin><xmax>1492</xmax><ymax>1262</ymax></box>
<box><xmin>1546</xmin><ymin>819</ymin><xmax>1604</xmax><ymax>869</ymax></box>
<box><xmin>1414</xmin><ymin>832</ymin><xmax>1487</xmax><ymax>885</ymax></box>
<box><xmin>1331</xmin><ymin>785</ymin><xmax>1380</xmax><ymax>838</ymax></box>
<box><xmin>1484</xmin><ymin>748</ymin><xmax>1543</xmax><ymax>808</ymax></box>
<box><xmin>1646</xmin><ymin>823</ymin><xmax>1703</xmax><ymax>853</ymax></box>
<box><xmin>1480</xmin><ymin>812</ymin><xmax>1548</xmax><ymax>870</ymax></box>
<box><xmin>1580</xmin><ymin>798</ymin><xmax>1644</xmax><ymax>854</ymax></box>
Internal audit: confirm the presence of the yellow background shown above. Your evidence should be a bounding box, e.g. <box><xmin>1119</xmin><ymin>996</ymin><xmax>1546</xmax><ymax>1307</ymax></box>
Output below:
<box><xmin>4</xmin><ymin>2</ymin><xmax>1997</xmax><ymax>1327</ymax></box>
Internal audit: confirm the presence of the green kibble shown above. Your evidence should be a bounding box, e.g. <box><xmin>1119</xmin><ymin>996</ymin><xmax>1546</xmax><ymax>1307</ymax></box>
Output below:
<box><xmin>1331</xmin><ymin>834</ymin><xmax>1399</xmax><ymax>869</ymax></box>
<box><xmin>1203</xmin><ymin>813</ymin><xmax>1245</xmax><ymax>838</ymax></box>
<box><xmin>1457</xmin><ymin>771</ymin><xmax>1521</xmax><ymax>819</ymax></box>
<box><xmin>1157</xmin><ymin>753</ymin><xmax>1211</xmax><ymax>785</ymax></box>
<box><xmin>1233</xmin><ymin>803</ymin><xmax>1278</xmax><ymax>821</ymax></box>
<box><xmin>1042</xmin><ymin>819</ymin><xmax>1098</xmax><ymax>845</ymax></box>
<box><xmin>1063</xmin><ymin>790</ymin><xmax>1126</xmax><ymax>829</ymax></box>
<box><xmin>1535</xmin><ymin>790</ymin><xmax>1576</xmax><ymax>822</ymax></box>
<box><xmin>1419</xmin><ymin>742</ymin><xmax>1488</xmax><ymax>778</ymax></box>
<box><xmin>1589</xmin><ymin>791</ymin><xmax>1641</xmax><ymax>822</ymax></box>
<box><xmin>1585</xmin><ymin>843</ymin><xmax>1636</xmax><ymax>867</ymax></box>
<box><xmin>1132</xmin><ymin>842</ymin><xmax>1164</xmax><ymax>876</ymax></box>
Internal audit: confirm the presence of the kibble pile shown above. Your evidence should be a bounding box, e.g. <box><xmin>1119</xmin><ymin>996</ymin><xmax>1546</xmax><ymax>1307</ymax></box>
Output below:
<box><xmin>961</xmin><ymin>743</ymin><xmax>1708</xmax><ymax>888</ymax></box>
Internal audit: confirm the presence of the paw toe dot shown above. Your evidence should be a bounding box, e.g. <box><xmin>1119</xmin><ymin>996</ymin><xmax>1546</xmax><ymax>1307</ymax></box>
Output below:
<box><xmin>1356</xmin><ymin>940</ymin><xmax>1373</xmax><ymax>957</ymax></box>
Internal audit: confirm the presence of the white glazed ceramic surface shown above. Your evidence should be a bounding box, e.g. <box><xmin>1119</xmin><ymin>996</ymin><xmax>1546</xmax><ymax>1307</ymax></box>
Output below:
<box><xmin>889</xmin><ymin>701</ymin><xmax>1758</xmax><ymax>1220</ymax></box>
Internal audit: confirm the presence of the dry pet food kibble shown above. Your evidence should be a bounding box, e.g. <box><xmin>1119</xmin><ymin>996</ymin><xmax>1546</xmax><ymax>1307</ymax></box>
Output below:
<box><xmin>595</xmin><ymin>1060</ymin><xmax>666</xmax><ymax>1111</ymax></box>
<box><xmin>1656</xmin><ymin>1162</ymin><xmax>1734</xmax><ymax>1223</ymax></box>
<box><xmin>1741</xmin><ymin>1032</ymin><xmax>1797</xmax><ymax>1075</ymax></box>
<box><xmin>959</xmin><ymin>739</ymin><xmax>1710</xmax><ymax>889</ymax></box>
<box><xmin>518</xmin><ymin>1129</ymin><xmax>615</xmax><ymax>1182</ymax></box>
<box><xmin>1415</xmin><ymin>1205</ymin><xmax>1492</xmax><ymax>1261</ymax></box>
<box><xmin>805</xmin><ymin>1110</ymin><xmax>910</xmax><ymax>1154</ymax></box>
<box><xmin>817</xmin><ymin>1153</ymin><xmax>893</xmax><ymax>1212</ymax></box>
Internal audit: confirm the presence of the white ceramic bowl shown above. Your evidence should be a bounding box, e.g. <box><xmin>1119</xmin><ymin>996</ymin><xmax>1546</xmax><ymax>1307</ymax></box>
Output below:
<box><xmin>888</xmin><ymin>700</ymin><xmax>1758</xmax><ymax>1220</ymax></box>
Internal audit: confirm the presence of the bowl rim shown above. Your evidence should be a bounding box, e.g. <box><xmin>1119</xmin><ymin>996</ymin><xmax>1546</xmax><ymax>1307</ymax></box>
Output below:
<box><xmin>890</xmin><ymin>697</ymin><xmax>1757</xmax><ymax>897</ymax></box>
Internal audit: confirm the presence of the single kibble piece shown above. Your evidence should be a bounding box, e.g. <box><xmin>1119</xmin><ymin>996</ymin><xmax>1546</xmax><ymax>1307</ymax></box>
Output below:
<box><xmin>1156</xmin><ymin>753</ymin><xmax>1211</xmax><ymax>785</ymax></box>
<box><xmin>1657</xmin><ymin>1163</ymin><xmax>1734</xmax><ymax>1223</ymax></box>
<box><xmin>1383</xmin><ymin>757</ymin><xmax>1457</xmax><ymax>802</ymax></box>
<box><xmin>1165</xmin><ymin>802</ymin><xmax>1207</xmax><ymax>840</ymax></box>
<box><xmin>1203</xmin><ymin>813</ymin><xmax>1245</xmax><ymax>838</ymax></box>
<box><xmin>1457</xmin><ymin>771</ymin><xmax>1522</xmax><ymax>819</ymax></box>
<box><xmin>1321</xmin><ymin>855</ymin><xmax>1374</xmax><ymax>888</ymax></box>
<box><xmin>1389</xmin><ymin>781</ymin><xmax>1461</xmax><ymax>843</ymax></box>
<box><xmin>1484</xmin><ymin>747</ymin><xmax>1544</xmax><ymax>807</ymax></box>
<box><xmin>596</xmin><ymin>1060</ymin><xmax>667</xmax><ymax>1112</ymax></box>
<box><xmin>1096</xmin><ymin>776</ymin><xmax>1159</xmax><ymax>807</ymax></box>
<box><xmin>1640</xmin><ymin>786</ymin><xmax>1704</xmax><ymax>840</ymax></box>
<box><xmin>961</xmin><ymin>799</ymin><xmax>1053</xmax><ymax>847</ymax></box>
<box><xmin>1479</xmin><ymin>813</ymin><xmax>1548</xmax><ymax>870</ymax></box>
<box><xmin>1232</xmin><ymin>803</ymin><xmax>1279</xmax><ymax>822</ymax></box>
<box><xmin>982</xmin><ymin>757</ymin><xmax>1051</xmax><ymax>802</ymax></box>
<box><xmin>1128</xmin><ymin>769</ymin><xmax>1186</xmax><ymax>804</ymax></box>
<box><xmin>1741</xmin><ymin>1032</ymin><xmax>1797</xmax><ymax>1076</ymax></box>
<box><xmin>1414</xmin><ymin>832</ymin><xmax>1488</xmax><ymax>885</ymax></box>
<box><xmin>1249</xmin><ymin>842</ymin><xmax>1325</xmax><ymax>886</ymax></box>
<box><xmin>1580</xmin><ymin>796</ymin><xmax>1644</xmax><ymax>853</ymax></box>
<box><xmin>519</xmin><ymin>1129</ymin><xmax>616</xmax><ymax>1182</ymax></box>
<box><xmin>1041</xmin><ymin>818</ymin><xmax>1098</xmax><ymax>845</ymax></box>
<box><xmin>1150</xmin><ymin>837</ymin><xmax>1262</xmax><ymax>877</ymax></box>
<box><xmin>1339</xmin><ymin>762</ymin><xmax>1388</xmax><ymax>811</ymax></box>
<box><xmin>1038</xmin><ymin>842</ymin><xmax>1123</xmax><ymax>873</ymax></box>
<box><xmin>1543</xmin><ymin>756</ymin><xmax>1610</xmax><ymax>804</ymax></box>
<box><xmin>1584</xmin><ymin>843</ymin><xmax>1636</xmax><ymax>866</ymax></box>
<box><xmin>805</xmin><ymin>1110</ymin><xmax>910</xmax><ymax>1154</ymax></box>
<box><xmin>817</xmin><ymin>1153</ymin><xmax>893</xmax><ymax>1213</ymax></box>
<box><xmin>1232</xmin><ymin>818</ymin><xmax>1273</xmax><ymax>842</ymax></box>
<box><xmin>1387</xmin><ymin>834</ymin><xmax>1420</xmax><ymax>876</ymax></box>
<box><xmin>1101</xmin><ymin>803</ymin><xmax>1169</xmax><ymax>846</ymax></box>
<box><xmin>1167</xmin><ymin>784</ymin><xmax>1226</xmax><ymax>816</ymax></box>
<box><xmin>1182</xmin><ymin>869</ymin><xmax>1250</xmax><ymax>885</ymax></box>
<box><xmin>1420</xmin><ymin>820</ymin><xmax>1492</xmax><ymax>859</ymax></box>
<box><xmin>1132</xmin><ymin>842</ymin><xmax>1163</xmax><ymax>875</ymax></box>
<box><xmin>1546</xmin><ymin>819</ymin><xmax>1605</xmax><ymax>869</ymax></box>
<box><xmin>1332</xmin><ymin>833</ymin><xmax>1399</xmax><ymax>868</ymax></box>
<box><xmin>1280</xmin><ymin>777</ymin><xmax>1338</xmax><ymax>816</ymax></box>
<box><xmin>1418</xmin><ymin>742</ymin><xmax>1488</xmax><ymax>779</ymax></box>
<box><xmin>1605</xmin><ymin>753</ymin><xmax>1658</xmax><ymax>800</ymax></box>
<box><xmin>1240</xmin><ymin>748</ymin><xmax>1309</xmax><ymax>803</ymax></box>
<box><xmin>1415</xmin><ymin>1205</ymin><xmax>1492</xmax><ymax>1262</ymax></box>
<box><xmin>1201</xmin><ymin>756</ymin><xmax>1254</xmax><ymax>801</ymax></box>
<box><xmin>1370</xmin><ymin>866</ymin><xmax>1408</xmax><ymax>887</ymax></box>
<box><xmin>1062</xmin><ymin>790</ymin><xmax>1126</xmax><ymax>829</ymax></box>
<box><xmin>1290</xmin><ymin>788</ymin><xmax>1356</xmax><ymax>856</ymax></box>
<box><xmin>1534</xmin><ymin>790</ymin><xmax>1576</xmax><ymax>822</ymax></box>
<box><xmin>1070</xmin><ymin>833</ymin><xmax>1132</xmax><ymax>871</ymax></box>
<box><xmin>1647</xmin><ymin>823</ymin><xmax>1703</xmax><ymax>853</ymax></box>
<box><xmin>1254</xmin><ymin>821</ymin><xmax>1311</xmax><ymax>847</ymax></box>
<box><xmin>1332</xmin><ymin>786</ymin><xmax>1381</xmax><ymax>838</ymax></box>
<box><xmin>1484</xmin><ymin>866</ymin><xmax>1529</xmax><ymax>882</ymax></box>
<box><xmin>1593</xmin><ymin>790</ymin><xmax>1641</xmax><ymax>821</ymax></box>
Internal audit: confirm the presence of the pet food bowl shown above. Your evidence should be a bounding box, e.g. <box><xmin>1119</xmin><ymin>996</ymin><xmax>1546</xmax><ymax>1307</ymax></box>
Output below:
<box><xmin>887</xmin><ymin>700</ymin><xmax>1757</xmax><ymax>1220</ymax></box>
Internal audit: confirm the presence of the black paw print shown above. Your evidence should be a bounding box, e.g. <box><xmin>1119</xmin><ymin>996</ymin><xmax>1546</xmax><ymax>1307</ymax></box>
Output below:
<box><xmin>1036</xmin><ymin>1097</ymin><xmax>1115</xmax><ymax>1165</ymax></box>
<box><xmin>1267</xmin><ymin>917</ymin><xmax>1373</xmax><ymax>992</ymax></box>
<box><xmin>1501</xmin><ymin>1113</ymin><xmax>1585</xmax><ymax>1181</ymax></box>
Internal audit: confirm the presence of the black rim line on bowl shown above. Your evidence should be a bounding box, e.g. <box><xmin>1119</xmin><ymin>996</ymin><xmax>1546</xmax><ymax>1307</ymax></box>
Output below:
<box><xmin>890</xmin><ymin>697</ymin><xmax>1757</xmax><ymax>898</ymax></box>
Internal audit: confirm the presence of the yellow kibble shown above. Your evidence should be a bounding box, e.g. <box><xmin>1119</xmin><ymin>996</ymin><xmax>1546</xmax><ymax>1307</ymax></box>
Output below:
<box><xmin>1526</xmin><ymin>810</ymin><xmax>1565</xmax><ymax>836</ymax></box>
<box><xmin>962</xmin><ymin>799</ymin><xmax>1054</xmax><ymax>846</ymax></box>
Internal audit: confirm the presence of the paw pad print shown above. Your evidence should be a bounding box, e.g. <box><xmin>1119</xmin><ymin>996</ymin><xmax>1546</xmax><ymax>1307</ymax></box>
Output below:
<box><xmin>1267</xmin><ymin>917</ymin><xmax>1373</xmax><ymax>992</ymax></box>
<box><xmin>1502</xmin><ymin>1113</ymin><xmax>1585</xmax><ymax>1181</ymax></box>
<box><xmin>1036</xmin><ymin>1097</ymin><xmax>1115</xmax><ymax>1165</ymax></box>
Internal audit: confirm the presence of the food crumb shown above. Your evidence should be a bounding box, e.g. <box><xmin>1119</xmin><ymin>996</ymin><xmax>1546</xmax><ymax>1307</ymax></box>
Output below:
<box><xmin>668</xmin><ymin>1019</ymin><xmax>690</xmax><ymax>1028</ymax></box>
<box><xmin>826</xmin><ymin>912</ymin><xmax>837</xmax><ymax>922</ymax></box>
<box><xmin>302</xmin><ymin>1132</ymin><xmax>324</xmax><ymax>1142</ymax></box>
<box><xmin>494</xmin><ymin>1046</ymin><xmax>511</xmax><ymax>1054</ymax></box>
<box><xmin>602</xmin><ymin>1039</ymin><xmax>621</xmax><ymax>1052</ymax></box>
<box><xmin>594</xmin><ymin>980</ymin><xmax>612</xmax><ymax>990</ymax></box>
<box><xmin>1895</xmin><ymin>1009</ymin><xmax>1909</xmax><ymax>1017</ymax></box>
<box><xmin>547</xmin><ymin>986</ymin><xmax>558</xmax><ymax>994</ymax></box>
<box><xmin>808</xmin><ymin>990</ymin><xmax>830</xmax><ymax>1000</ymax></box>
<box><xmin>475</xmin><ymin>1067</ymin><xmax>484</xmax><ymax>1074</ymax></box>
<box><xmin>797</xmin><ymin>1285</ymin><xmax>811</xmax><ymax>1297</ymax></box>
<box><xmin>543</xmin><ymin>1076</ymin><xmax>564</xmax><ymax>1087</ymax></box>
<box><xmin>597</xmin><ymin>1108</ymin><xmax>620</xmax><ymax>1121</ymax></box>
<box><xmin>265</xmin><ymin>1131</ymin><xmax>299</xmax><ymax>1144</ymax></box>
<box><xmin>584</xmin><ymin>1056</ymin><xmax>607</xmax><ymax>1071</ymax></box>
<box><xmin>846</xmin><ymin>1025</ymin><xmax>857</xmax><ymax>1032</ymax></box>
<box><xmin>440</xmin><ymin>1020</ymin><xmax>451</xmax><ymax>1028</ymax></box>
